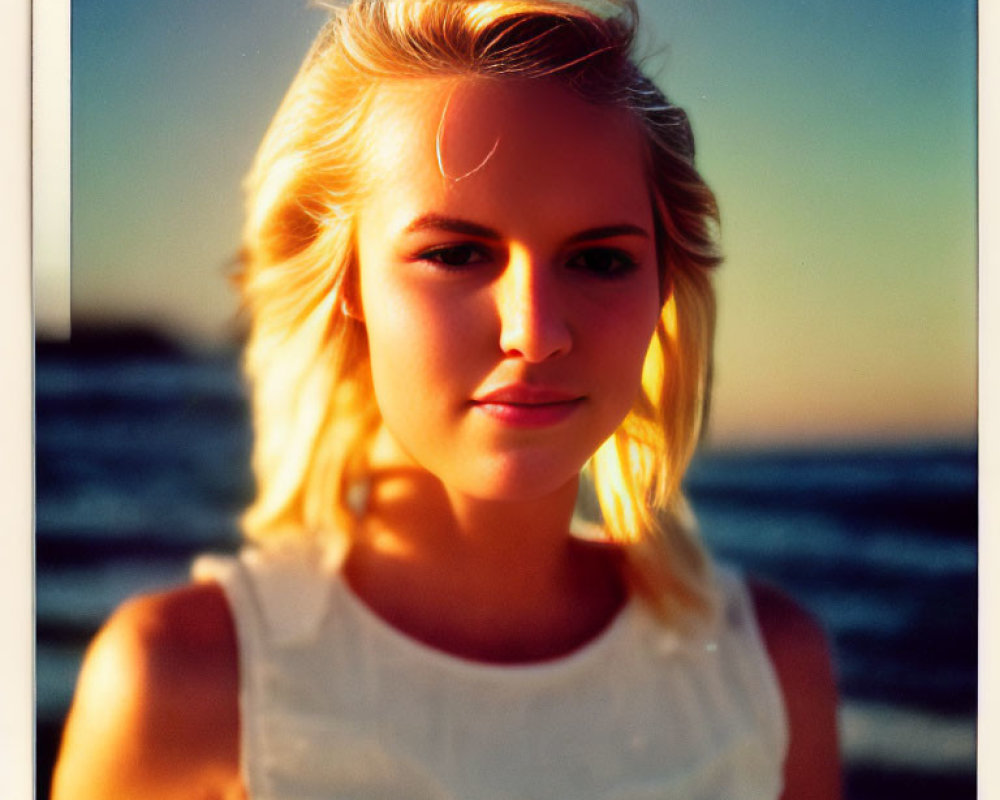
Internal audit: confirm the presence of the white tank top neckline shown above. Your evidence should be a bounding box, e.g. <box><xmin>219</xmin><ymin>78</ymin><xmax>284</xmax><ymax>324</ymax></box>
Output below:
<box><xmin>193</xmin><ymin>542</ymin><xmax>788</xmax><ymax>800</ymax></box>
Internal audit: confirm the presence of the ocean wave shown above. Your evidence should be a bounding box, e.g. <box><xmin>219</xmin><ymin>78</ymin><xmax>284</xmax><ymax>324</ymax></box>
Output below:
<box><xmin>840</xmin><ymin>701</ymin><xmax>975</xmax><ymax>771</ymax></box>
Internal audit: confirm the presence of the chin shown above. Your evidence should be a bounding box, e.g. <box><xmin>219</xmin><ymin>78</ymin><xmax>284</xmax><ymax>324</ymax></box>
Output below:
<box><xmin>449</xmin><ymin>457</ymin><xmax>582</xmax><ymax>504</ymax></box>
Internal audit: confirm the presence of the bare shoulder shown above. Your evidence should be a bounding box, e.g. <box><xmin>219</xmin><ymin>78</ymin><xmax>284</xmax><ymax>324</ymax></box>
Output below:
<box><xmin>51</xmin><ymin>582</ymin><xmax>242</xmax><ymax>800</ymax></box>
<box><xmin>748</xmin><ymin>578</ymin><xmax>843</xmax><ymax>800</ymax></box>
<box><xmin>748</xmin><ymin>578</ymin><xmax>829</xmax><ymax>661</ymax></box>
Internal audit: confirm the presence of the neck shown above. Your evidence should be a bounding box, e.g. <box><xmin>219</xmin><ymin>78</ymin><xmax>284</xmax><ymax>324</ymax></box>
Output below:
<box><xmin>342</xmin><ymin>464</ymin><xmax>625</xmax><ymax>663</ymax></box>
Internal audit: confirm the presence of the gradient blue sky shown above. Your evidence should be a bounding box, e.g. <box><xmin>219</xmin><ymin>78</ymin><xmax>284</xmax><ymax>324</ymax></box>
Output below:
<box><xmin>56</xmin><ymin>0</ymin><xmax>977</xmax><ymax>446</ymax></box>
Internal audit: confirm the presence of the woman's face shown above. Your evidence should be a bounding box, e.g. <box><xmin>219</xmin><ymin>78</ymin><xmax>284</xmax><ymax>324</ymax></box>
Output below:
<box><xmin>355</xmin><ymin>77</ymin><xmax>662</xmax><ymax>502</ymax></box>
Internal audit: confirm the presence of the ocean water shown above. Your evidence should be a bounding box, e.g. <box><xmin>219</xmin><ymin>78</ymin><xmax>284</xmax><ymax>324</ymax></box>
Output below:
<box><xmin>35</xmin><ymin>342</ymin><xmax>977</xmax><ymax>799</ymax></box>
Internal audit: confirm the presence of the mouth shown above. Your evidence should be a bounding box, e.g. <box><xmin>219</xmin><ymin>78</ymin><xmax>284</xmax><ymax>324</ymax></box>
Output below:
<box><xmin>471</xmin><ymin>385</ymin><xmax>585</xmax><ymax>427</ymax></box>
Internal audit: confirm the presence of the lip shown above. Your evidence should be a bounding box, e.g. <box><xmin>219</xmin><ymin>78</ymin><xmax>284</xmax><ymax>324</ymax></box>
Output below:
<box><xmin>472</xmin><ymin>384</ymin><xmax>585</xmax><ymax>428</ymax></box>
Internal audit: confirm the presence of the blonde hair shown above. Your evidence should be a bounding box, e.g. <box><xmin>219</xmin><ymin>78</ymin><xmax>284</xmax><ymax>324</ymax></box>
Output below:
<box><xmin>237</xmin><ymin>0</ymin><xmax>722</xmax><ymax>624</ymax></box>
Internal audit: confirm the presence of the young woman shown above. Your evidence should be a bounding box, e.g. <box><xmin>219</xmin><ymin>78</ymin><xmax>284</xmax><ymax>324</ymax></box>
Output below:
<box><xmin>52</xmin><ymin>1</ymin><xmax>840</xmax><ymax>798</ymax></box>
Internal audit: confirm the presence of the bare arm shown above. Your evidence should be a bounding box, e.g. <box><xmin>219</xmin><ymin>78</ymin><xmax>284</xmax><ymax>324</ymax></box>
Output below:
<box><xmin>750</xmin><ymin>579</ymin><xmax>842</xmax><ymax>800</ymax></box>
<box><xmin>51</xmin><ymin>583</ymin><xmax>242</xmax><ymax>800</ymax></box>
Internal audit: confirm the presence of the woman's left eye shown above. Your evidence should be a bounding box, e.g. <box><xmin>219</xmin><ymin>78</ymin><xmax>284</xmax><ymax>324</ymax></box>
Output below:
<box><xmin>418</xmin><ymin>244</ymin><xmax>491</xmax><ymax>269</ymax></box>
<box><xmin>565</xmin><ymin>247</ymin><xmax>638</xmax><ymax>279</ymax></box>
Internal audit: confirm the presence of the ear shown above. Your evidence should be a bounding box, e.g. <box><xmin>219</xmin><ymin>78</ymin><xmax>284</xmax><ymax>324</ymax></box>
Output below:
<box><xmin>340</xmin><ymin>297</ymin><xmax>365</xmax><ymax>322</ymax></box>
<box><xmin>339</xmin><ymin>260</ymin><xmax>365</xmax><ymax>322</ymax></box>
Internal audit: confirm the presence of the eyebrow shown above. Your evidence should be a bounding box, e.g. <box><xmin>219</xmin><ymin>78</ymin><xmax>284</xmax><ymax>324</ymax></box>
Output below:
<box><xmin>402</xmin><ymin>215</ymin><xmax>650</xmax><ymax>243</ymax></box>
<box><xmin>564</xmin><ymin>224</ymin><xmax>650</xmax><ymax>244</ymax></box>
<box><xmin>403</xmin><ymin>214</ymin><xmax>502</xmax><ymax>240</ymax></box>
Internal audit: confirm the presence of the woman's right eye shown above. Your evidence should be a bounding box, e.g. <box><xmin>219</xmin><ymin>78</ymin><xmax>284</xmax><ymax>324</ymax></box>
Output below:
<box><xmin>417</xmin><ymin>244</ymin><xmax>491</xmax><ymax>269</ymax></box>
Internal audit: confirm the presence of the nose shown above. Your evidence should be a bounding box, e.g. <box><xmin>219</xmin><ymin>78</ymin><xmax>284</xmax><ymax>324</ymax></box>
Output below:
<box><xmin>496</xmin><ymin>248</ymin><xmax>572</xmax><ymax>363</ymax></box>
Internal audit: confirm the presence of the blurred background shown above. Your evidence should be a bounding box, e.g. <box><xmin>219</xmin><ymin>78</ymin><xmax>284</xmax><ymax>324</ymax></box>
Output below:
<box><xmin>36</xmin><ymin>0</ymin><xmax>977</xmax><ymax>797</ymax></box>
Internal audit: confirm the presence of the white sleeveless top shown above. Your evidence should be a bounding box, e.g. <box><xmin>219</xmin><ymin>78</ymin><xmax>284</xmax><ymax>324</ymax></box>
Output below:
<box><xmin>193</xmin><ymin>545</ymin><xmax>787</xmax><ymax>800</ymax></box>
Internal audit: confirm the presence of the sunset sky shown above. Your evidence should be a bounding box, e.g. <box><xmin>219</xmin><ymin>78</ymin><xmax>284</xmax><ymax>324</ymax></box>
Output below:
<box><xmin>52</xmin><ymin>0</ymin><xmax>978</xmax><ymax>446</ymax></box>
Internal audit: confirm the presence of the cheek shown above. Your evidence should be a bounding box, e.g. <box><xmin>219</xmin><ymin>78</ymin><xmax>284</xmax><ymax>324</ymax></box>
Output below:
<box><xmin>590</xmin><ymin>292</ymin><xmax>662</xmax><ymax>412</ymax></box>
<box><xmin>363</xmin><ymin>288</ymin><xmax>479</xmax><ymax>421</ymax></box>
<box><xmin>366</xmin><ymin>299</ymin><xmax>428</xmax><ymax>402</ymax></box>
<box><xmin>364</xmin><ymin>313</ymin><xmax>436</xmax><ymax>464</ymax></box>
<box><xmin>595</xmin><ymin>288</ymin><xmax>661</xmax><ymax>364</ymax></box>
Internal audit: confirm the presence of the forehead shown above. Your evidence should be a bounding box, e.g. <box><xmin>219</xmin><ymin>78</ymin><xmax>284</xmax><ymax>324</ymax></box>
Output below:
<box><xmin>358</xmin><ymin>77</ymin><xmax>651</xmax><ymax>227</ymax></box>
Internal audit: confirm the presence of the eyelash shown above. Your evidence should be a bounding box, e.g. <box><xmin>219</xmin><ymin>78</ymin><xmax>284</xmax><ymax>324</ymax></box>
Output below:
<box><xmin>414</xmin><ymin>243</ymin><xmax>639</xmax><ymax>279</ymax></box>
<box><xmin>417</xmin><ymin>244</ymin><xmax>492</xmax><ymax>269</ymax></box>
<box><xmin>565</xmin><ymin>247</ymin><xmax>638</xmax><ymax>280</ymax></box>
